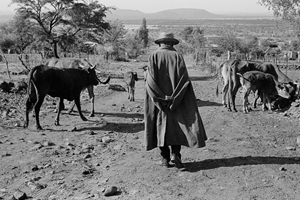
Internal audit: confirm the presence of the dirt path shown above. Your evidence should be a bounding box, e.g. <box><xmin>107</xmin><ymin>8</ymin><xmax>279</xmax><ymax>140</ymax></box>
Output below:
<box><xmin>1</xmin><ymin>67</ymin><xmax>300</xmax><ymax>200</ymax></box>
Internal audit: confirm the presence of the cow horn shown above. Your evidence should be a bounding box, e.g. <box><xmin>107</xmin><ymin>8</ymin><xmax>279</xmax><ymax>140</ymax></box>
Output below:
<box><xmin>79</xmin><ymin>63</ymin><xmax>85</xmax><ymax>69</ymax></box>
<box><xmin>83</xmin><ymin>58</ymin><xmax>93</xmax><ymax>68</ymax></box>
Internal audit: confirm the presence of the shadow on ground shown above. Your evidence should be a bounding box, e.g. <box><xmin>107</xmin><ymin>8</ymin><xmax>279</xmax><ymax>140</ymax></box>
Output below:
<box><xmin>184</xmin><ymin>156</ymin><xmax>300</xmax><ymax>172</ymax></box>
<box><xmin>190</xmin><ymin>76</ymin><xmax>215</xmax><ymax>82</ymax></box>
<box><xmin>197</xmin><ymin>99</ymin><xmax>223</xmax><ymax>107</ymax></box>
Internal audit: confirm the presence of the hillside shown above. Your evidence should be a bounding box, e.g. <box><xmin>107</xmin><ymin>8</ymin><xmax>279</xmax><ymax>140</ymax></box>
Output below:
<box><xmin>106</xmin><ymin>8</ymin><xmax>223</xmax><ymax>21</ymax></box>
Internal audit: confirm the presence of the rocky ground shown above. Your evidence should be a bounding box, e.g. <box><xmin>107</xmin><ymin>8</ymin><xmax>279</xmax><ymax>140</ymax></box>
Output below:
<box><xmin>1</xmin><ymin>62</ymin><xmax>300</xmax><ymax>200</ymax></box>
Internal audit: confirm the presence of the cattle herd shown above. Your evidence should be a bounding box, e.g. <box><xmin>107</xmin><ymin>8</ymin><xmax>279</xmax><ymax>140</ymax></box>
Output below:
<box><xmin>216</xmin><ymin>59</ymin><xmax>300</xmax><ymax>113</ymax></box>
<box><xmin>22</xmin><ymin>57</ymin><xmax>300</xmax><ymax>130</ymax></box>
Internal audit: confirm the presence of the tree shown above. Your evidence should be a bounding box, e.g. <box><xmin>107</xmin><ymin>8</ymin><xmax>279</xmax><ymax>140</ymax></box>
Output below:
<box><xmin>0</xmin><ymin>14</ymin><xmax>36</xmax><ymax>54</ymax></box>
<box><xmin>11</xmin><ymin>0</ymin><xmax>111</xmax><ymax>58</ymax></box>
<box><xmin>215</xmin><ymin>33</ymin><xmax>241</xmax><ymax>54</ymax></box>
<box><xmin>102</xmin><ymin>20</ymin><xmax>127</xmax><ymax>60</ymax></box>
<box><xmin>179</xmin><ymin>26</ymin><xmax>206</xmax><ymax>63</ymax></box>
<box><xmin>259</xmin><ymin>0</ymin><xmax>300</xmax><ymax>37</ymax></box>
<box><xmin>138</xmin><ymin>18</ymin><xmax>148</xmax><ymax>48</ymax></box>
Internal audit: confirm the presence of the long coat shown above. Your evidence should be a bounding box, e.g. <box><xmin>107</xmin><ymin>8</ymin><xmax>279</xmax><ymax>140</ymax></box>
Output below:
<box><xmin>144</xmin><ymin>45</ymin><xmax>207</xmax><ymax>151</ymax></box>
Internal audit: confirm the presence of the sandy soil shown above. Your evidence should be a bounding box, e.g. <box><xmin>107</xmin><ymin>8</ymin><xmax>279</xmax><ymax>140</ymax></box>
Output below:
<box><xmin>1</xmin><ymin>62</ymin><xmax>300</xmax><ymax>200</ymax></box>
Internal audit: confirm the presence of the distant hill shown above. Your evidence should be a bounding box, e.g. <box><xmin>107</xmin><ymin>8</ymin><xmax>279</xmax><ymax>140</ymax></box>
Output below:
<box><xmin>106</xmin><ymin>8</ymin><xmax>224</xmax><ymax>21</ymax></box>
<box><xmin>0</xmin><ymin>14</ymin><xmax>14</xmax><ymax>25</ymax></box>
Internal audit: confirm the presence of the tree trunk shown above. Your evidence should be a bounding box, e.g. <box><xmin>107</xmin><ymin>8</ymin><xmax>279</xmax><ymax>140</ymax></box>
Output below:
<box><xmin>53</xmin><ymin>42</ymin><xmax>59</xmax><ymax>58</ymax></box>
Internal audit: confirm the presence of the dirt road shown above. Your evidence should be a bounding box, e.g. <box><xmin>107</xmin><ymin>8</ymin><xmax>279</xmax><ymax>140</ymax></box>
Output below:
<box><xmin>1</xmin><ymin>65</ymin><xmax>300</xmax><ymax>200</ymax></box>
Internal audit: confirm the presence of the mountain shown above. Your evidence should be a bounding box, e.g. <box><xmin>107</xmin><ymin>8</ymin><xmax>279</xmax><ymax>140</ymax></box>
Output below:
<box><xmin>106</xmin><ymin>8</ymin><xmax>224</xmax><ymax>21</ymax></box>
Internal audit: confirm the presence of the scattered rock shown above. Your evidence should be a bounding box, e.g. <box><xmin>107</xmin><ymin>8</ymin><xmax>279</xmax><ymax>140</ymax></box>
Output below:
<box><xmin>102</xmin><ymin>136</ymin><xmax>111</xmax><ymax>144</ymax></box>
<box><xmin>12</xmin><ymin>81</ymin><xmax>27</xmax><ymax>93</ymax></box>
<box><xmin>103</xmin><ymin>186</ymin><xmax>118</xmax><ymax>196</ymax></box>
<box><xmin>1</xmin><ymin>152</ymin><xmax>12</xmax><ymax>157</ymax></box>
<box><xmin>13</xmin><ymin>190</ymin><xmax>27</xmax><ymax>200</ymax></box>
<box><xmin>30</xmin><ymin>144</ymin><xmax>43</xmax><ymax>151</ymax></box>
<box><xmin>82</xmin><ymin>130</ymin><xmax>95</xmax><ymax>135</ymax></box>
<box><xmin>108</xmin><ymin>84</ymin><xmax>126</xmax><ymax>91</ymax></box>
<box><xmin>31</xmin><ymin>165</ymin><xmax>40</xmax><ymax>171</ymax></box>
<box><xmin>84</xmin><ymin>154</ymin><xmax>92</xmax><ymax>159</ymax></box>
<box><xmin>27</xmin><ymin>181</ymin><xmax>45</xmax><ymax>191</ymax></box>
<box><xmin>69</xmin><ymin>126</ymin><xmax>77</xmax><ymax>132</ymax></box>
<box><xmin>279</xmin><ymin>167</ymin><xmax>287</xmax><ymax>171</ymax></box>
<box><xmin>297</xmin><ymin>136</ymin><xmax>300</xmax><ymax>147</ymax></box>
<box><xmin>0</xmin><ymin>81</ymin><xmax>14</xmax><ymax>93</ymax></box>
<box><xmin>113</xmin><ymin>144</ymin><xmax>122</xmax><ymax>150</ymax></box>
<box><xmin>285</xmin><ymin>146</ymin><xmax>296</xmax><ymax>151</ymax></box>
<box><xmin>43</xmin><ymin>141</ymin><xmax>55</xmax><ymax>147</ymax></box>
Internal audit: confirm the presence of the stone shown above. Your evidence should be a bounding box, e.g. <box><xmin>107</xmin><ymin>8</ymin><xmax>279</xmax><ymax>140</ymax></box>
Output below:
<box><xmin>285</xmin><ymin>146</ymin><xmax>296</xmax><ymax>151</ymax></box>
<box><xmin>297</xmin><ymin>136</ymin><xmax>300</xmax><ymax>147</ymax></box>
<box><xmin>102</xmin><ymin>136</ymin><xmax>111</xmax><ymax>144</ymax></box>
<box><xmin>13</xmin><ymin>190</ymin><xmax>27</xmax><ymax>200</ymax></box>
<box><xmin>103</xmin><ymin>186</ymin><xmax>118</xmax><ymax>196</ymax></box>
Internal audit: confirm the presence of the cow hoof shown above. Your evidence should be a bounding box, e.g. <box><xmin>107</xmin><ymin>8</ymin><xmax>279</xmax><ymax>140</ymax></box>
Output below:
<box><xmin>82</xmin><ymin>117</ymin><xmax>88</xmax><ymax>121</ymax></box>
<box><xmin>89</xmin><ymin>113</ymin><xmax>94</xmax><ymax>117</ymax></box>
<box><xmin>54</xmin><ymin>121</ymin><xmax>60</xmax><ymax>126</ymax></box>
<box><xmin>36</xmin><ymin>126</ymin><xmax>43</xmax><ymax>130</ymax></box>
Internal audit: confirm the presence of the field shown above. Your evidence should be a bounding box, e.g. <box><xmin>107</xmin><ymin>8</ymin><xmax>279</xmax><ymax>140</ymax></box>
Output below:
<box><xmin>1</xmin><ymin>55</ymin><xmax>300</xmax><ymax>200</ymax></box>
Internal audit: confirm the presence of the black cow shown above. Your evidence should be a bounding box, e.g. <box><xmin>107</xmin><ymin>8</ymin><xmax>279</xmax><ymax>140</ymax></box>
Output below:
<box><xmin>24</xmin><ymin>64</ymin><xmax>100</xmax><ymax>130</ymax></box>
<box><xmin>124</xmin><ymin>71</ymin><xmax>138</xmax><ymax>101</ymax></box>
<box><xmin>45</xmin><ymin>58</ymin><xmax>110</xmax><ymax>117</ymax></box>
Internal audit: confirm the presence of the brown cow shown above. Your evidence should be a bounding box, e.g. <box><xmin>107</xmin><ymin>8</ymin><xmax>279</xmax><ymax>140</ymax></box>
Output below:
<box><xmin>45</xmin><ymin>58</ymin><xmax>110</xmax><ymax>117</ymax></box>
<box><xmin>124</xmin><ymin>71</ymin><xmax>138</xmax><ymax>101</ymax></box>
<box><xmin>238</xmin><ymin>71</ymin><xmax>291</xmax><ymax>113</ymax></box>
<box><xmin>216</xmin><ymin>59</ymin><xmax>296</xmax><ymax>112</ymax></box>
<box><xmin>24</xmin><ymin>64</ymin><xmax>100</xmax><ymax>130</ymax></box>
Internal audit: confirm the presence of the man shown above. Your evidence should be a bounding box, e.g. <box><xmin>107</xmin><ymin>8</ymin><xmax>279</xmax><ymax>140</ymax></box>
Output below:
<box><xmin>144</xmin><ymin>32</ymin><xmax>207</xmax><ymax>169</ymax></box>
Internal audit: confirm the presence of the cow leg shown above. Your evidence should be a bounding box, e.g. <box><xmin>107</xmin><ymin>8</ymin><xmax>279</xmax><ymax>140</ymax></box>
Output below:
<box><xmin>222</xmin><ymin>82</ymin><xmax>229</xmax><ymax>107</ymax></box>
<box><xmin>261</xmin><ymin>93</ymin><xmax>268</xmax><ymax>111</ymax></box>
<box><xmin>74</xmin><ymin>97</ymin><xmax>87</xmax><ymax>121</ymax></box>
<box><xmin>231</xmin><ymin>82</ymin><xmax>240</xmax><ymax>112</ymax></box>
<box><xmin>266</xmin><ymin>95</ymin><xmax>272</xmax><ymax>111</ymax></box>
<box><xmin>55</xmin><ymin>98</ymin><xmax>64</xmax><ymax>126</ymax></box>
<box><xmin>34</xmin><ymin>95</ymin><xmax>46</xmax><ymax>130</ymax></box>
<box><xmin>54</xmin><ymin>98</ymin><xmax>65</xmax><ymax>113</ymax></box>
<box><xmin>253</xmin><ymin>91</ymin><xmax>260</xmax><ymax>108</ymax></box>
<box><xmin>243</xmin><ymin>90</ymin><xmax>251</xmax><ymax>113</ymax></box>
<box><xmin>130</xmin><ymin>88</ymin><xmax>134</xmax><ymax>101</ymax></box>
<box><xmin>127</xmin><ymin>86</ymin><xmax>130</xmax><ymax>100</ymax></box>
<box><xmin>132</xmin><ymin>88</ymin><xmax>135</xmax><ymax>101</ymax></box>
<box><xmin>87</xmin><ymin>86</ymin><xmax>95</xmax><ymax>117</ymax></box>
<box><xmin>24</xmin><ymin>97</ymin><xmax>35</xmax><ymax>128</ymax></box>
<box><xmin>67</xmin><ymin>101</ymin><xmax>75</xmax><ymax>114</ymax></box>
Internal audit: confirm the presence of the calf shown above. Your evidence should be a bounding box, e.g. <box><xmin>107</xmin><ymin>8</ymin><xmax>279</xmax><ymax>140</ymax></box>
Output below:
<box><xmin>24</xmin><ymin>64</ymin><xmax>100</xmax><ymax>130</ymax></box>
<box><xmin>237</xmin><ymin>71</ymin><xmax>290</xmax><ymax>113</ymax></box>
<box><xmin>218</xmin><ymin>59</ymin><xmax>296</xmax><ymax>112</ymax></box>
<box><xmin>124</xmin><ymin>71</ymin><xmax>138</xmax><ymax>101</ymax></box>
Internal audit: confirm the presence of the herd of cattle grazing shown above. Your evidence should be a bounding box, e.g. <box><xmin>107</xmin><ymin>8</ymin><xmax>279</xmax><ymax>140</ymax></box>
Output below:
<box><xmin>216</xmin><ymin>59</ymin><xmax>300</xmax><ymax>113</ymax></box>
<box><xmin>21</xmin><ymin>57</ymin><xmax>300</xmax><ymax>130</ymax></box>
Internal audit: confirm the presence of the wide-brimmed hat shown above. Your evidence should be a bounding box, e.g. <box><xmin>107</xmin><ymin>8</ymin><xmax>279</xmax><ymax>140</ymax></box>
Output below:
<box><xmin>154</xmin><ymin>32</ymin><xmax>179</xmax><ymax>45</ymax></box>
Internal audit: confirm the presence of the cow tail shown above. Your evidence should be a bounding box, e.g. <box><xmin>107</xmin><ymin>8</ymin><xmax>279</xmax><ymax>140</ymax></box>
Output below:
<box><xmin>215</xmin><ymin>62</ymin><xmax>224</xmax><ymax>97</ymax></box>
<box><xmin>237</xmin><ymin>73</ymin><xmax>251</xmax><ymax>82</ymax></box>
<box><xmin>27</xmin><ymin>67</ymin><xmax>39</xmax><ymax>107</ymax></box>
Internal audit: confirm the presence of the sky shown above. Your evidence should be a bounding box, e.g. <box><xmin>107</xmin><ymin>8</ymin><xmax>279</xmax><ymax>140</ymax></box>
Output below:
<box><xmin>0</xmin><ymin>0</ymin><xmax>272</xmax><ymax>15</ymax></box>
